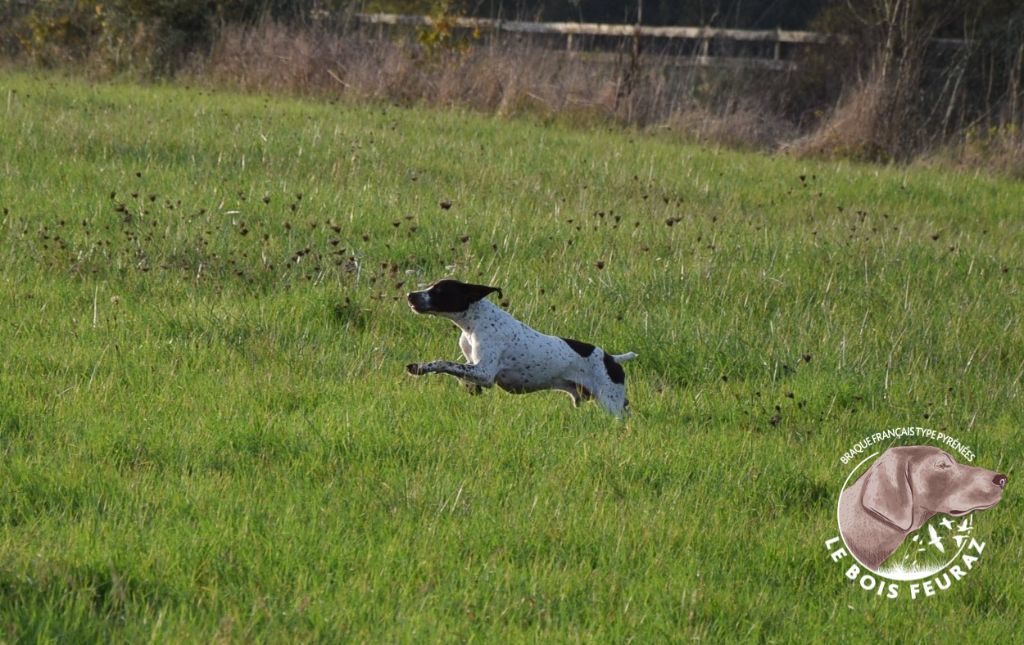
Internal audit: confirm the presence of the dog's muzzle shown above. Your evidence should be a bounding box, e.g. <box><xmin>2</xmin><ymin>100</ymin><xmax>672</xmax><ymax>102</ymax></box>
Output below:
<box><xmin>407</xmin><ymin>291</ymin><xmax>429</xmax><ymax>313</ymax></box>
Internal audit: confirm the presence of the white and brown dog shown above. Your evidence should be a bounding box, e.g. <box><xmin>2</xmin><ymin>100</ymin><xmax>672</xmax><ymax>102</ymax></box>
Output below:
<box><xmin>839</xmin><ymin>445</ymin><xmax>1007</xmax><ymax>570</ymax></box>
<box><xmin>406</xmin><ymin>279</ymin><xmax>637</xmax><ymax>416</ymax></box>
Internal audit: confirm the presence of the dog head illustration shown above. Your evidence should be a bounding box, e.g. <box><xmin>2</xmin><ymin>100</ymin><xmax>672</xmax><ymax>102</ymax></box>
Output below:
<box><xmin>839</xmin><ymin>445</ymin><xmax>1007</xmax><ymax>570</ymax></box>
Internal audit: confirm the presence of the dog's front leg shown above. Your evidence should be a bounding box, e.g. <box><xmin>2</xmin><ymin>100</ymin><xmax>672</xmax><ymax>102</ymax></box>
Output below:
<box><xmin>406</xmin><ymin>359</ymin><xmax>499</xmax><ymax>388</ymax></box>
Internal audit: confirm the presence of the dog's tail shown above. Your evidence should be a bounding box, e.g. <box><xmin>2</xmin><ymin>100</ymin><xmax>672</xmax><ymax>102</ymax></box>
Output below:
<box><xmin>612</xmin><ymin>351</ymin><xmax>638</xmax><ymax>363</ymax></box>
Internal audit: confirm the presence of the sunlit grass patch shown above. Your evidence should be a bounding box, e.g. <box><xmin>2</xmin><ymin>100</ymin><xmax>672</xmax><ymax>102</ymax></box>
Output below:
<box><xmin>0</xmin><ymin>71</ymin><xmax>1022</xmax><ymax>641</ymax></box>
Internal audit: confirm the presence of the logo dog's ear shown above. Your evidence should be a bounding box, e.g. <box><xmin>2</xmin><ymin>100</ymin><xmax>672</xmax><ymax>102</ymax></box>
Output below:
<box><xmin>861</xmin><ymin>449</ymin><xmax>914</xmax><ymax>531</ymax></box>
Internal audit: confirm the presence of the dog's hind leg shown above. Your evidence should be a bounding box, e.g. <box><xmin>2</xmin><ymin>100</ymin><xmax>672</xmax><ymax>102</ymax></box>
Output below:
<box><xmin>550</xmin><ymin>381</ymin><xmax>593</xmax><ymax>408</ymax></box>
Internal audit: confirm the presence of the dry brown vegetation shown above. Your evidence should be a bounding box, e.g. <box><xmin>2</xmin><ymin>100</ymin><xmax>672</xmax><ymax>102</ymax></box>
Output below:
<box><xmin>185</xmin><ymin>20</ymin><xmax>801</xmax><ymax>149</ymax></box>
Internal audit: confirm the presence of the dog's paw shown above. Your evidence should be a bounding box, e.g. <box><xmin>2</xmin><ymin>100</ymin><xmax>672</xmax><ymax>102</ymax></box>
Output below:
<box><xmin>406</xmin><ymin>363</ymin><xmax>427</xmax><ymax>376</ymax></box>
<box><xmin>463</xmin><ymin>383</ymin><xmax>483</xmax><ymax>396</ymax></box>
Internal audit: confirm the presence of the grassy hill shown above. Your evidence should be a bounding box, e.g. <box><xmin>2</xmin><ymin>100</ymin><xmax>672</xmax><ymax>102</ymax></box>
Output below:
<box><xmin>0</xmin><ymin>71</ymin><xmax>1021</xmax><ymax>641</ymax></box>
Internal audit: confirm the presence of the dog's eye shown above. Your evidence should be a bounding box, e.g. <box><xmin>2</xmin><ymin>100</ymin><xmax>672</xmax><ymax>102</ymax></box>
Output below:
<box><xmin>937</xmin><ymin>460</ymin><xmax>952</xmax><ymax>469</ymax></box>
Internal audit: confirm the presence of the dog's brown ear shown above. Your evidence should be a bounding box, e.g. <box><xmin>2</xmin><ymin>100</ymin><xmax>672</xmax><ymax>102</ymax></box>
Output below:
<box><xmin>861</xmin><ymin>449</ymin><xmax>914</xmax><ymax>531</ymax></box>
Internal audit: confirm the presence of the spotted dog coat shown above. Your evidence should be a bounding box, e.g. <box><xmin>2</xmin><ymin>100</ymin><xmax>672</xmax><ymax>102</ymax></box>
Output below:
<box><xmin>406</xmin><ymin>279</ymin><xmax>637</xmax><ymax>417</ymax></box>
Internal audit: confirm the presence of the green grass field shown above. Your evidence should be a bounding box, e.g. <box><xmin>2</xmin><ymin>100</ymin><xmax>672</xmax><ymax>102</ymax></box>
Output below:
<box><xmin>1</xmin><ymin>70</ymin><xmax>1021</xmax><ymax>641</ymax></box>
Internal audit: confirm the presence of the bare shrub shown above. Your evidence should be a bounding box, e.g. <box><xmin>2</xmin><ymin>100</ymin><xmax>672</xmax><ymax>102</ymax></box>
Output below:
<box><xmin>794</xmin><ymin>65</ymin><xmax>904</xmax><ymax>161</ymax></box>
<box><xmin>797</xmin><ymin>0</ymin><xmax>937</xmax><ymax>161</ymax></box>
<box><xmin>191</xmin><ymin>20</ymin><xmax>348</xmax><ymax>96</ymax></box>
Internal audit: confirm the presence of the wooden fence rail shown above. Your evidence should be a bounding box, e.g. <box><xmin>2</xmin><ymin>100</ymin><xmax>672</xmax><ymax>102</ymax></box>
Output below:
<box><xmin>352</xmin><ymin>13</ymin><xmax>967</xmax><ymax>72</ymax></box>
<box><xmin>354</xmin><ymin>12</ymin><xmax>833</xmax><ymax>44</ymax></box>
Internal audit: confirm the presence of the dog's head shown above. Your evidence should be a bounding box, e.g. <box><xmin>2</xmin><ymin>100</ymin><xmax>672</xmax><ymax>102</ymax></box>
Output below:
<box><xmin>407</xmin><ymin>279</ymin><xmax>502</xmax><ymax>317</ymax></box>
<box><xmin>860</xmin><ymin>445</ymin><xmax>1007</xmax><ymax>532</ymax></box>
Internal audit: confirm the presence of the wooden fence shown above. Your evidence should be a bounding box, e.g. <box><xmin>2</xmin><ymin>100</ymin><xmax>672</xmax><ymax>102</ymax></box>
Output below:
<box><xmin>353</xmin><ymin>13</ymin><xmax>967</xmax><ymax>73</ymax></box>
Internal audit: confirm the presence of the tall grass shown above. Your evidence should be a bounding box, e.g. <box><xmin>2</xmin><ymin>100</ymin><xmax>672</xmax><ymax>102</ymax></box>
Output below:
<box><xmin>0</xmin><ymin>71</ymin><xmax>1021</xmax><ymax>641</ymax></box>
